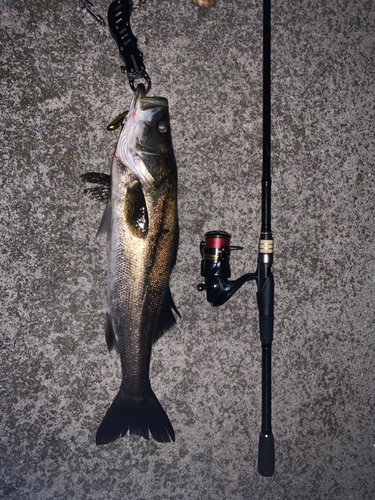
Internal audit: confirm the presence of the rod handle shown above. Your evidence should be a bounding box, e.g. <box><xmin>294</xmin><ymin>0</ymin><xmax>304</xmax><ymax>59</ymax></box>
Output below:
<box><xmin>258</xmin><ymin>432</ymin><xmax>275</xmax><ymax>476</ymax></box>
<box><xmin>257</xmin><ymin>263</ymin><xmax>274</xmax><ymax>343</ymax></box>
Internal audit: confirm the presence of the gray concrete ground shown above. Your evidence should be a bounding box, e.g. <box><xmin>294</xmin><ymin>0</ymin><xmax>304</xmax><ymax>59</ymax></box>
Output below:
<box><xmin>1</xmin><ymin>0</ymin><xmax>374</xmax><ymax>499</ymax></box>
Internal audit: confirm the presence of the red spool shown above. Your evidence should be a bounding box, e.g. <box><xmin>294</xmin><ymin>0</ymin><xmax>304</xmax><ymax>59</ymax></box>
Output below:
<box><xmin>204</xmin><ymin>232</ymin><xmax>231</xmax><ymax>249</ymax></box>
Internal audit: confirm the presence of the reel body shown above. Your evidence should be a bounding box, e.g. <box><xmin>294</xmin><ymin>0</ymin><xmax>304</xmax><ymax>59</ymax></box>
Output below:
<box><xmin>198</xmin><ymin>231</ymin><xmax>257</xmax><ymax>307</ymax></box>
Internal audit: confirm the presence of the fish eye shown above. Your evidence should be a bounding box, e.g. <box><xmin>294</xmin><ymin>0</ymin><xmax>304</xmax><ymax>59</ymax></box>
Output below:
<box><xmin>157</xmin><ymin>121</ymin><xmax>169</xmax><ymax>133</ymax></box>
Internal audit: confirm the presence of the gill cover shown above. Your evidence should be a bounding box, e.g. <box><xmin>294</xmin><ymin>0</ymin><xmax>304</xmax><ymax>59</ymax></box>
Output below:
<box><xmin>116</xmin><ymin>84</ymin><xmax>173</xmax><ymax>189</ymax></box>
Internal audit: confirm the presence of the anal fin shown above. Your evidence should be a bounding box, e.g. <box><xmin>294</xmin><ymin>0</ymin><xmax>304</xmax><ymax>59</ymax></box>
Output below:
<box><xmin>105</xmin><ymin>313</ymin><xmax>119</xmax><ymax>353</ymax></box>
<box><xmin>153</xmin><ymin>287</ymin><xmax>180</xmax><ymax>344</ymax></box>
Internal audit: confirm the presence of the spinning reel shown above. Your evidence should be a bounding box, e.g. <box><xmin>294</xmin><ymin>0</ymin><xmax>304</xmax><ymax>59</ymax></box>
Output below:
<box><xmin>197</xmin><ymin>231</ymin><xmax>258</xmax><ymax>307</ymax></box>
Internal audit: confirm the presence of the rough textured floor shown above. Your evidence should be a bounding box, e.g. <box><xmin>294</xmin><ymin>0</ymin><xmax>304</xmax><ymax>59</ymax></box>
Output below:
<box><xmin>1</xmin><ymin>1</ymin><xmax>374</xmax><ymax>499</ymax></box>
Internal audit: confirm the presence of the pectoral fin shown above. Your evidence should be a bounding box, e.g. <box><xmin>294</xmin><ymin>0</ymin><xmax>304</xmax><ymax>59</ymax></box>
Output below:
<box><xmin>81</xmin><ymin>172</ymin><xmax>110</xmax><ymax>204</ymax></box>
<box><xmin>83</xmin><ymin>186</ymin><xmax>110</xmax><ymax>204</ymax></box>
<box><xmin>124</xmin><ymin>181</ymin><xmax>149</xmax><ymax>238</ymax></box>
<box><xmin>81</xmin><ymin>172</ymin><xmax>110</xmax><ymax>185</ymax></box>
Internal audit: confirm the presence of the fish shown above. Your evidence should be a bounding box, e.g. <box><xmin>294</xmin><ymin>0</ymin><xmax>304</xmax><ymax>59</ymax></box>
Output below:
<box><xmin>82</xmin><ymin>84</ymin><xmax>179</xmax><ymax>444</ymax></box>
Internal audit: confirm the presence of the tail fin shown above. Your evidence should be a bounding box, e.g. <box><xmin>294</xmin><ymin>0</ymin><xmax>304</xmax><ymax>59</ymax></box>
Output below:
<box><xmin>96</xmin><ymin>385</ymin><xmax>175</xmax><ymax>445</ymax></box>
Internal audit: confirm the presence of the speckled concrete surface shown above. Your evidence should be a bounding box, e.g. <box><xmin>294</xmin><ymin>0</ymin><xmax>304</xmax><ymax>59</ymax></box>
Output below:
<box><xmin>1</xmin><ymin>0</ymin><xmax>374</xmax><ymax>499</ymax></box>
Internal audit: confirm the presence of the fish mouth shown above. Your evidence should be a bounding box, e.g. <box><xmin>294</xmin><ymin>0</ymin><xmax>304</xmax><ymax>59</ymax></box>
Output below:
<box><xmin>134</xmin><ymin>84</ymin><xmax>168</xmax><ymax>107</ymax></box>
<box><xmin>116</xmin><ymin>85</ymin><xmax>154</xmax><ymax>188</ymax></box>
<box><xmin>132</xmin><ymin>83</ymin><xmax>147</xmax><ymax>107</ymax></box>
<box><xmin>116</xmin><ymin>84</ymin><xmax>169</xmax><ymax>189</ymax></box>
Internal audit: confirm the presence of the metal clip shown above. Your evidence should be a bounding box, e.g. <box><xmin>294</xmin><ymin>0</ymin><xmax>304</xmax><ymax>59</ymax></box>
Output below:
<box><xmin>80</xmin><ymin>0</ymin><xmax>106</xmax><ymax>26</ymax></box>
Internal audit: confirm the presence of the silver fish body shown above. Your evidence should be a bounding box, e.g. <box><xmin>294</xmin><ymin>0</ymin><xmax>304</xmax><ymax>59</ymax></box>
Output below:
<box><xmin>95</xmin><ymin>85</ymin><xmax>178</xmax><ymax>445</ymax></box>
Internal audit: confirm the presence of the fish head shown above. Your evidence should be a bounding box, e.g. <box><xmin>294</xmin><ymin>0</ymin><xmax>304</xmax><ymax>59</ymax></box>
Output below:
<box><xmin>116</xmin><ymin>84</ymin><xmax>175</xmax><ymax>189</ymax></box>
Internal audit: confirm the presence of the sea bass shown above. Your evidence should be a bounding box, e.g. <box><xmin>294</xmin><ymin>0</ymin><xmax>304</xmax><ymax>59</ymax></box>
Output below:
<box><xmin>82</xmin><ymin>84</ymin><xmax>179</xmax><ymax>444</ymax></box>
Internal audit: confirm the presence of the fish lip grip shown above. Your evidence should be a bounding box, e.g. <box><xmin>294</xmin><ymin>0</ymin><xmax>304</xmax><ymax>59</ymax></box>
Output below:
<box><xmin>108</xmin><ymin>0</ymin><xmax>151</xmax><ymax>93</ymax></box>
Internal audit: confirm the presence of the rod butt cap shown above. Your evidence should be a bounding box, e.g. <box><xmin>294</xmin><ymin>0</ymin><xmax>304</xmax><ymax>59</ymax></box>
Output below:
<box><xmin>258</xmin><ymin>432</ymin><xmax>275</xmax><ymax>477</ymax></box>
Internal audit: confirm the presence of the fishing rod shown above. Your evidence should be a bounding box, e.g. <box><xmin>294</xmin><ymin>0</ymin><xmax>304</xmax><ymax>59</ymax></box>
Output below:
<box><xmin>198</xmin><ymin>0</ymin><xmax>275</xmax><ymax>476</ymax></box>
